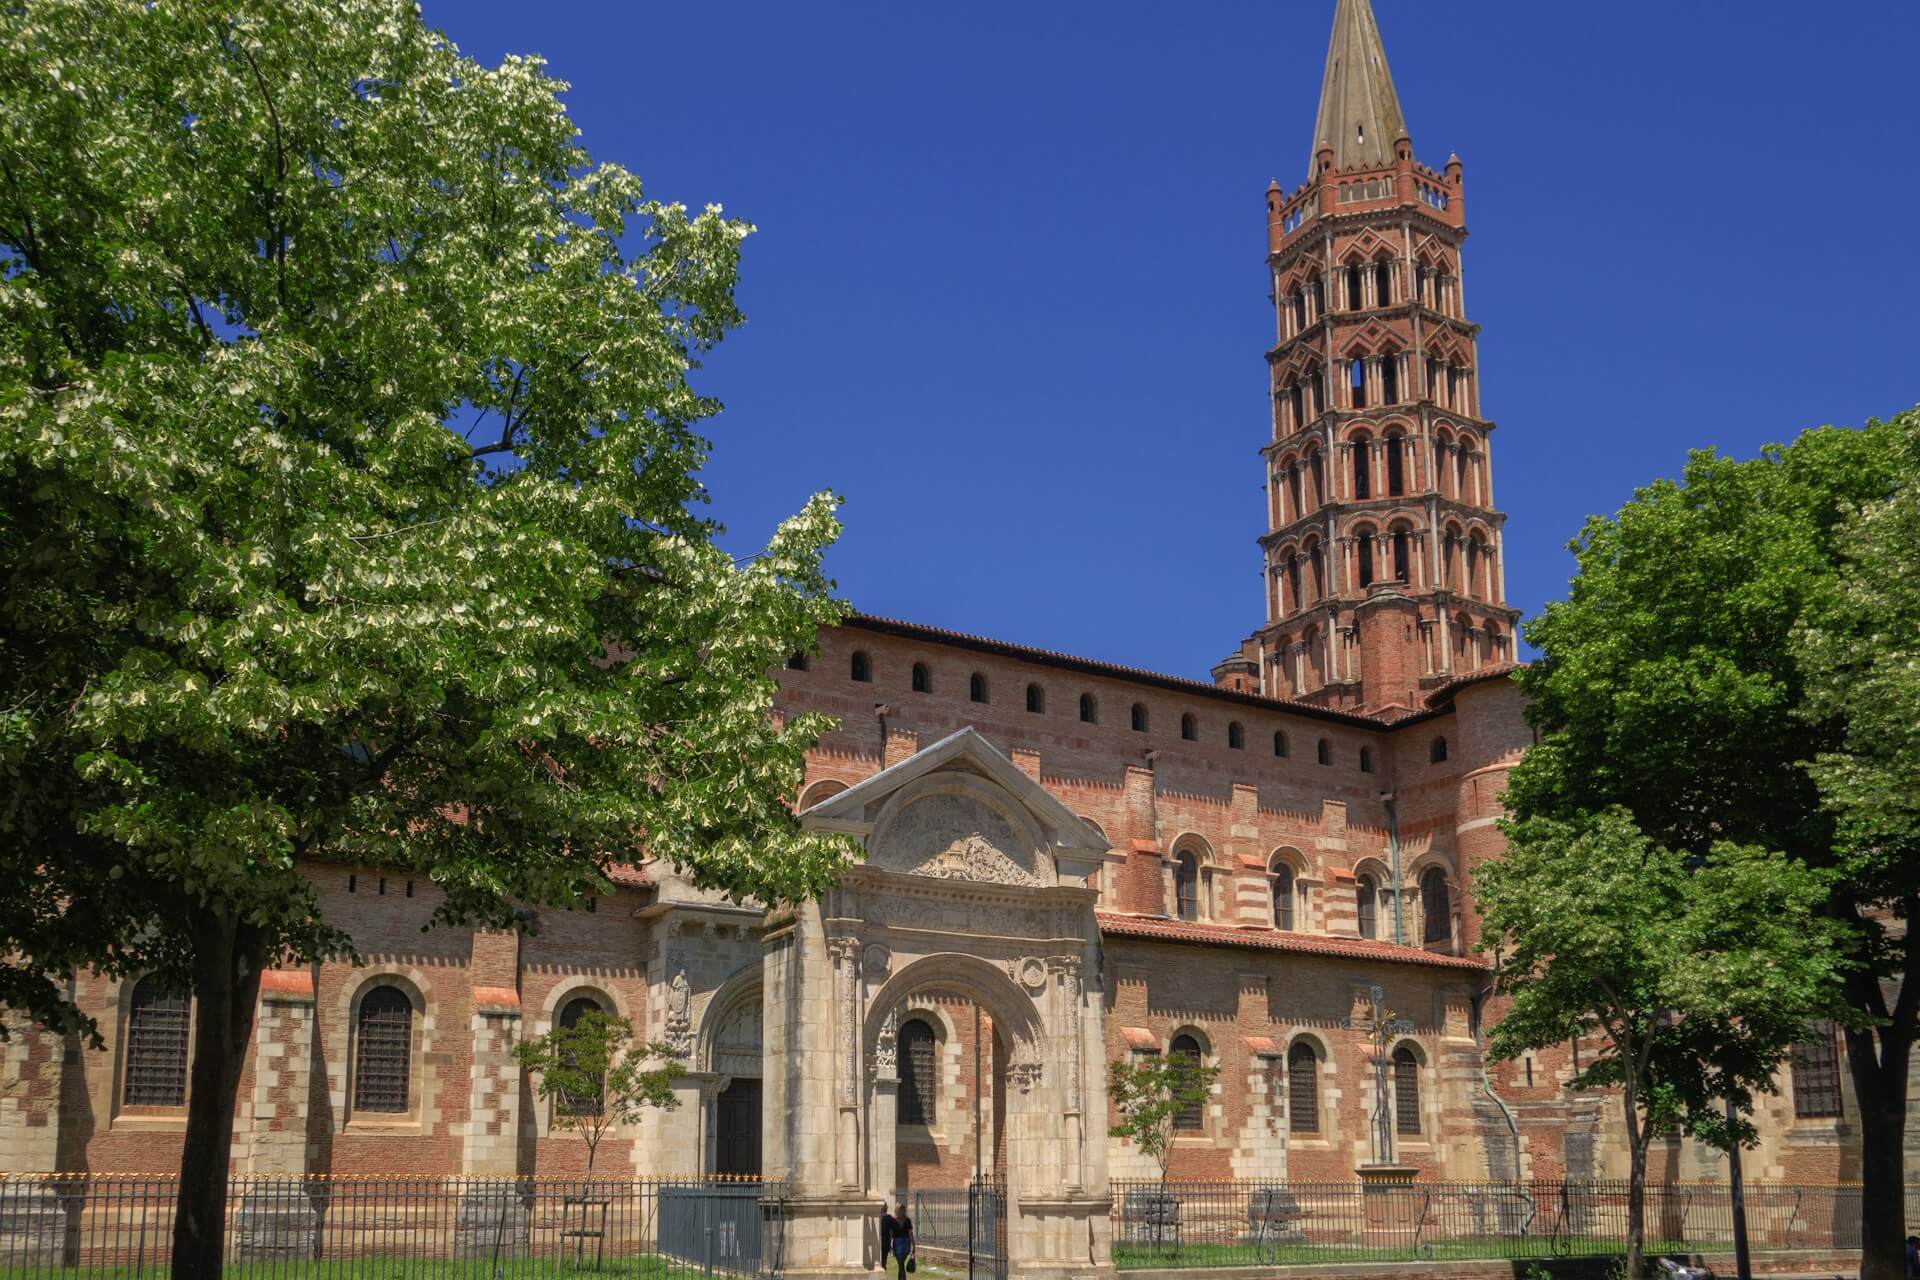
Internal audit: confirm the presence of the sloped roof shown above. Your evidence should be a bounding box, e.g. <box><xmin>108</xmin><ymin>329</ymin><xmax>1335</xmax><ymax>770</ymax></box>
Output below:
<box><xmin>1311</xmin><ymin>0</ymin><xmax>1409</xmax><ymax>177</ymax></box>
<box><xmin>1098</xmin><ymin>911</ymin><xmax>1488</xmax><ymax>972</ymax></box>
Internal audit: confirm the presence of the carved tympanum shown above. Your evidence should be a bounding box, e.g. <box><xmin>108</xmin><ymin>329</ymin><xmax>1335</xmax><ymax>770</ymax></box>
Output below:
<box><xmin>873</xmin><ymin>792</ymin><xmax>1044</xmax><ymax>887</ymax></box>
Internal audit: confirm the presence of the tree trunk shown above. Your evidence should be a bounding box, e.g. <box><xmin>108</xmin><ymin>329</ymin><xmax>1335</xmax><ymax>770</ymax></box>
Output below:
<box><xmin>1622</xmin><ymin>1083</ymin><xmax>1646</xmax><ymax>1280</ymax></box>
<box><xmin>1845</xmin><ymin>1013</ymin><xmax>1912</xmax><ymax>1280</ymax></box>
<box><xmin>170</xmin><ymin>908</ymin><xmax>267</xmax><ymax>1279</ymax></box>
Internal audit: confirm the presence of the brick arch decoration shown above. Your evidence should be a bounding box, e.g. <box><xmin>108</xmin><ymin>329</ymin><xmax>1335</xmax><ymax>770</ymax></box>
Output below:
<box><xmin>534</xmin><ymin>980</ymin><xmax>632</xmax><ymax>1034</ymax></box>
<box><xmin>798</xmin><ymin>778</ymin><xmax>849</xmax><ymax>811</ymax></box>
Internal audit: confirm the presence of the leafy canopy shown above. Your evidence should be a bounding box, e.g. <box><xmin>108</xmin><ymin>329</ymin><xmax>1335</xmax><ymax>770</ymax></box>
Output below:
<box><xmin>0</xmin><ymin>0</ymin><xmax>851</xmax><ymax>1037</ymax></box>
<box><xmin>1478</xmin><ymin>808</ymin><xmax>1846</xmax><ymax>1148</ymax></box>
<box><xmin>513</xmin><ymin>1008</ymin><xmax>682</xmax><ymax>1173</ymax></box>
<box><xmin>1108</xmin><ymin>1051</ymin><xmax>1220</xmax><ymax>1181</ymax></box>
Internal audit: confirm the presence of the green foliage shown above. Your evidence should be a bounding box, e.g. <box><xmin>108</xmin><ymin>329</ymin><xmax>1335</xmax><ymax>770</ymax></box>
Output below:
<box><xmin>1793</xmin><ymin>410</ymin><xmax>1920</xmax><ymax>922</ymax></box>
<box><xmin>1477</xmin><ymin>808</ymin><xmax>1846</xmax><ymax>1279</ymax></box>
<box><xmin>1480</xmin><ymin>809</ymin><xmax>1845</xmax><ymax>1140</ymax></box>
<box><xmin>0</xmin><ymin>0</ymin><xmax>851</xmax><ymax>1037</ymax></box>
<box><xmin>513</xmin><ymin>1008</ymin><xmax>683</xmax><ymax>1173</ymax></box>
<box><xmin>1107</xmin><ymin>1052</ymin><xmax>1220</xmax><ymax>1181</ymax></box>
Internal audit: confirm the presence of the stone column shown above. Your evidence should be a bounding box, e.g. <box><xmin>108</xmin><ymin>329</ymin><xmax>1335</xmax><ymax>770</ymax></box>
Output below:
<box><xmin>870</xmin><ymin>1008</ymin><xmax>899</xmax><ymax>1201</ymax></box>
<box><xmin>231</xmin><ymin>970</ymin><xmax>320</xmax><ymax>1262</ymax></box>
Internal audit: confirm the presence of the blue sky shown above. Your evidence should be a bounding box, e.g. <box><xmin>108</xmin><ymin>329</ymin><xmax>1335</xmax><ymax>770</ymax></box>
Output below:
<box><xmin>430</xmin><ymin>0</ymin><xmax>1920</xmax><ymax>678</ymax></box>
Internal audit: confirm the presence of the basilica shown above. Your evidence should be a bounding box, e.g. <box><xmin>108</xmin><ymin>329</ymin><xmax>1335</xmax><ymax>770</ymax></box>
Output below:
<box><xmin>0</xmin><ymin>3</ymin><xmax>1877</xmax><ymax>1279</ymax></box>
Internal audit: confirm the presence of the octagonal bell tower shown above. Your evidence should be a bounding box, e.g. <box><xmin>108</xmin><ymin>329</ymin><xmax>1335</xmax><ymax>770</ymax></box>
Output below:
<box><xmin>1217</xmin><ymin>0</ymin><xmax>1520</xmax><ymax>713</ymax></box>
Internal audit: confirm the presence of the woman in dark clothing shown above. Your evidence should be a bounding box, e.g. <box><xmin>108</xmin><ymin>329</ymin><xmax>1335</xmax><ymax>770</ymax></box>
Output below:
<box><xmin>879</xmin><ymin>1202</ymin><xmax>915</xmax><ymax>1279</ymax></box>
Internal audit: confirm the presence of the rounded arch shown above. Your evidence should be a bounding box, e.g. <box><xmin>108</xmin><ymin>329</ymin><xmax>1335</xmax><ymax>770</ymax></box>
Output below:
<box><xmin>863</xmin><ymin>953</ymin><xmax>1045</xmax><ymax>1067</ymax></box>
<box><xmin>1169</xmin><ymin>831</ymin><xmax>1218</xmax><ymax>869</ymax></box>
<box><xmin>1078</xmin><ymin>815</ymin><xmax>1107</xmax><ymax>843</ymax></box>
<box><xmin>341</xmin><ymin>967</ymin><xmax>431</xmax><ymax>1120</ymax></box>
<box><xmin>536</xmin><ymin>979</ymin><xmax>632</xmax><ymax>1032</ymax></box>
<box><xmin>867</xmin><ymin>769</ymin><xmax>1053</xmax><ymax>887</ymax></box>
<box><xmin>798</xmin><ymin>778</ymin><xmax>849</xmax><ymax>811</ymax></box>
<box><xmin>696</xmin><ymin>963</ymin><xmax>765</xmax><ymax>1075</ymax></box>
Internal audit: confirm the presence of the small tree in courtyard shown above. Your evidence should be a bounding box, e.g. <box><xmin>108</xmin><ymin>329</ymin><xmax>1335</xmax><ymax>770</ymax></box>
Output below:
<box><xmin>1475</xmin><ymin>808</ymin><xmax>1845</xmax><ymax>1280</ymax></box>
<box><xmin>514</xmin><ymin>1008</ymin><xmax>682</xmax><ymax>1175</ymax></box>
<box><xmin>1109</xmin><ymin>1050</ymin><xmax>1219</xmax><ymax>1252</ymax></box>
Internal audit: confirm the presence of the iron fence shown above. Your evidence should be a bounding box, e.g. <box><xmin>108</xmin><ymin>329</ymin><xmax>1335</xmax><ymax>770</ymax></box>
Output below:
<box><xmin>907</xmin><ymin>1188</ymin><xmax>968</xmax><ymax>1252</ymax></box>
<box><xmin>0</xmin><ymin>1174</ymin><xmax>785</xmax><ymax>1279</ymax></box>
<box><xmin>1110</xmin><ymin>1178</ymin><xmax>1920</xmax><ymax>1270</ymax></box>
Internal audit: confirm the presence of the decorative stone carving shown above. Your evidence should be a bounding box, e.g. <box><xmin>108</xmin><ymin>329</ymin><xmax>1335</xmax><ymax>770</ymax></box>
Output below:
<box><xmin>663</xmin><ymin>965</ymin><xmax>692</xmax><ymax>1055</ymax></box>
<box><xmin>829</xmin><ymin>937</ymin><xmax>861</xmax><ymax>1105</ymax></box>
<box><xmin>877</xmin><ymin>793</ymin><xmax>1044</xmax><ymax>887</ymax></box>
<box><xmin>874</xmin><ymin>1007</ymin><xmax>899</xmax><ymax>1081</ymax></box>
<box><xmin>711</xmin><ymin>999</ymin><xmax>762</xmax><ymax>1078</ymax></box>
<box><xmin>861</xmin><ymin>943</ymin><xmax>891</xmax><ymax>978</ymax></box>
<box><xmin>1015</xmin><ymin>957</ymin><xmax>1048</xmax><ymax>993</ymax></box>
<box><xmin>1005</xmin><ymin>1061</ymin><xmax>1042</xmax><ymax>1095</ymax></box>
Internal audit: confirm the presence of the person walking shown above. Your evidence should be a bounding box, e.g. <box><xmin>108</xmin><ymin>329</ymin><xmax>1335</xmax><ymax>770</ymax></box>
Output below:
<box><xmin>879</xmin><ymin>1201</ymin><xmax>915</xmax><ymax>1279</ymax></box>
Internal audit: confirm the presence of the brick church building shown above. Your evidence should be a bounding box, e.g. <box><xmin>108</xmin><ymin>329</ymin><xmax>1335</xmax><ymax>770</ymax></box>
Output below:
<box><xmin>0</xmin><ymin>1</ymin><xmax>1877</xmax><ymax>1275</ymax></box>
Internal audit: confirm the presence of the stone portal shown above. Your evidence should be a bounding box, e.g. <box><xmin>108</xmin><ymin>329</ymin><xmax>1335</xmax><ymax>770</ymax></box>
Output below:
<box><xmin>765</xmin><ymin>729</ymin><xmax>1117</xmax><ymax>1280</ymax></box>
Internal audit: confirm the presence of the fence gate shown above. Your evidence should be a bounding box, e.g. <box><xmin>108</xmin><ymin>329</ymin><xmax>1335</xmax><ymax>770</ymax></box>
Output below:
<box><xmin>966</xmin><ymin>1179</ymin><xmax>1007</xmax><ymax>1280</ymax></box>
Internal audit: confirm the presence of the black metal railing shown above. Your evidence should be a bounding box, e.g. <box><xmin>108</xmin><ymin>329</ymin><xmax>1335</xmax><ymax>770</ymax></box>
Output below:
<box><xmin>0</xmin><ymin>1173</ymin><xmax>783</xmax><ymax>1278</ymax></box>
<box><xmin>1109</xmin><ymin>1178</ymin><xmax>1916</xmax><ymax>1270</ymax></box>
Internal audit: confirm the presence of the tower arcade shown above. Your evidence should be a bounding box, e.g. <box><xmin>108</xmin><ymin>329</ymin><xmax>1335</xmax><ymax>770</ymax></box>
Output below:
<box><xmin>1221</xmin><ymin>0</ymin><xmax>1520</xmax><ymax>713</ymax></box>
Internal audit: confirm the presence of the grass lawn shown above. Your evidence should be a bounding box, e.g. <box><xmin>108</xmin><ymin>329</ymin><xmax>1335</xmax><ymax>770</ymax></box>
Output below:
<box><xmin>1112</xmin><ymin>1236</ymin><xmax>1700</xmax><ymax>1270</ymax></box>
<box><xmin>24</xmin><ymin>1257</ymin><xmax>756</xmax><ymax>1279</ymax></box>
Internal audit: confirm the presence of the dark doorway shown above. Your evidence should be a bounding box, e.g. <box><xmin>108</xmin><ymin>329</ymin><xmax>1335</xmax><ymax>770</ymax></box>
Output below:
<box><xmin>715</xmin><ymin>1077</ymin><xmax>762</xmax><ymax>1176</ymax></box>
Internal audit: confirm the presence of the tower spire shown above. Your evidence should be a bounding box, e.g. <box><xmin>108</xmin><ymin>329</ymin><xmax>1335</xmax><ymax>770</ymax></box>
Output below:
<box><xmin>1310</xmin><ymin>0</ymin><xmax>1408</xmax><ymax>177</ymax></box>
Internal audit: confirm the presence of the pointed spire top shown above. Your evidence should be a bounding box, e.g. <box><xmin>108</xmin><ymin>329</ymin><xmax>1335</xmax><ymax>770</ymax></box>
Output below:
<box><xmin>1310</xmin><ymin>0</ymin><xmax>1408</xmax><ymax>179</ymax></box>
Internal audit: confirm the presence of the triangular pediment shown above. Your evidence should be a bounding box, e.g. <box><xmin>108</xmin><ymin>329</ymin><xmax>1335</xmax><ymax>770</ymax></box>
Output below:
<box><xmin>801</xmin><ymin>728</ymin><xmax>1111</xmax><ymax>888</ymax></box>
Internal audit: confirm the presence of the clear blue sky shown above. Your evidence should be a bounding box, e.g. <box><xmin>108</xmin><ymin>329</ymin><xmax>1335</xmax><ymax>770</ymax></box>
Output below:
<box><xmin>430</xmin><ymin>0</ymin><xmax>1920</xmax><ymax>679</ymax></box>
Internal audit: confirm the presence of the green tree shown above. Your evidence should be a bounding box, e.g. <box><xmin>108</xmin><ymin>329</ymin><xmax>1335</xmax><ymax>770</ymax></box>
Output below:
<box><xmin>0</xmin><ymin>1</ymin><xmax>850</xmax><ymax>1273</ymax></box>
<box><xmin>1477</xmin><ymin>809</ymin><xmax>1846</xmax><ymax>1280</ymax></box>
<box><xmin>1792</xmin><ymin>409</ymin><xmax>1920</xmax><ymax>1279</ymax></box>
<box><xmin>1504</xmin><ymin>415</ymin><xmax>1915</xmax><ymax>1279</ymax></box>
<box><xmin>513</xmin><ymin>1008</ymin><xmax>683</xmax><ymax>1175</ymax></box>
<box><xmin>1108</xmin><ymin>1050</ymin><xmax>1220</xmax><ymax>1190</ymax></box>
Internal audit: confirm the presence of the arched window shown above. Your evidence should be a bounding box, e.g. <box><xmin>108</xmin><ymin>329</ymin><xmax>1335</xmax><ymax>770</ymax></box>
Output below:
<box><xmin>1273</xmin><ymin>730</ymin><xmax>1290</xmax><ymax>758</ymax></box>
<box><xmin>1227</xmin><ymin>721</ymin><xmax>1245</xmax><ymax>750</ymax></box>
<box><xmin>1079</xmin><ymin>693</ymin><xmax>1098</xmax><ymax>724</ymax></box>
<box><xmin>1287</xmin><ymin>1042</ymin><xmax>1319</xmax><ymax>1132</ymax></box>
<box><xmin>1272</xmin><ymin>863</ymin><xmax>1296</xmax><ymax>931</ymax></box>
<box><xmin>1174</xmin><ymin>852</ymin><xmax>1200</xmax><ymax>922</ymax></box>
<box><xmin>1393</xmin><ymin>1046</ymin><xmax>1422</xmax><ymax>1134</ymax></box>
<box><xmin>1345</xmin><ymin>263</ymin><xmax>1364</xmax><ymax>311</ymax></box>
<box><xmin>1350</xmin><ymin>357</ymin><xmax>1368</xmax><ymax>410</ymax></box>
<box><xmin>1131</xmin><ymin>703</ymin><xmax>1149</xmax><ymax>733</ymax></box>
<box><xmin>1353</xmin><ymin>438</ymin><xmax>1371</xmax><ymax>497</ymax></box>
<box><xmin>1380</xmin><ymin>354</ymin><xmax>1399</xmax><ymax>406</ymax></box>
<box><xmin>1291</xmin><ymin>288</ymin><xmax>1307</xmax><ymax>331</ymax></box>
<box><xmin>1170</xmin><ymin>1034</ymin><xmax>1205</xmax><ymax>1131</ymax></box>
<box><xmin>1392</xmin><ymin>530</ymin><xmax>1410</xmax><ymax>582</ymax></box>
<box><xmin>1791</xmin><ymin>1022</ymin><xmax>1842</xmax><ymax>1118</ymax></box>
<box><xmin>557</xmin><ymin>995</ymin><xmax>605</xmax><ymax>1115</ymax></box>
<box><xmin>1466</xmin><ymin>535</ymin><xmax>1484</xmax><ymax>600</ymax></box>
<box><xmin>1309</xmin><ymin>451</ymin><xmax>1326</xmax><ymax>507</ymax></box>
<box><xmin>1386</xmin><ymin>436</ymin><xmax>1405</xmax><ymax>495</ymax></box>
<box><xmin>1308</xmin><ymin>543</ymin><xmax>1326</xmax><ymax>599</ymax></box>
<box><xmin>1421</xmin><ymin>868</ymin><xmax>1452</xmax><ymax>945</ymax></box>
<box><xmin>1309</xmin><ymin>275</ymin><xmax>1325</xmax><ymax>317</ymax></box>
<box><xmin>1316</xmin><ymin>738</ymin><xmax>1331</xmax><ymax>767</ymax></box>
<box><xmin>1357</xmin><ymin>535</ymin><xmax>1375</xmax><ymax>587</ymax></box>
<box><xmin>353</xmin><ymin>985</ymin><xmax>414</xmax><ymax>1114</ymax></box>
<box><xmin>969</xmin><ymin>673</ymin><xmax>989</xmax><ymax>704</ymax></box>
<box><xmin>122</xmin><ymin>976</ymin><xmax>190</xmax><ymax>1107</ymax></box>
<box><xmin>1288</xmin><ymin>463</ymin><xmax>1304</xmax><ymax>514</ymax></box>
<box><xmin>1429</xmin><ymin>737</ymin><xmax>1449</xmax><ymax>764</ymax></box>
<box><xmin>785</xmin><ymin>653</ymin><xmax>810</xmax><ymax>672</ymax></box>
<box><xmin>1356</xmin><ymin>874</ymin><xmax>1379</xmax><ymax>939</ymax></box>
<box><xmin>1374</xmin><ymin>260</ymin><xmax>1392</xmax><ymax>306</ymax></box>
<box><xmin>850</xmin><ymin>651</ymin><xmax>872</xmax><ymax>683</ymax></box>
<box><xmin>898</xmin><ymin>1019</ymin><xmax>938</xmax><ymax>1126</ymax></box>
<box><xmin>1359</xmin><ymin>746</ymin><xmax>1374</xmax><ymax>774</ymax></box>
<box><xmin>1026</xmin><ymin>683</ymin><xmax>1045</xmax><ymax>714</ymax></box>
<box><xmin>1286</xmin><ymin>555</ymin><xmax>1302</xmax><ymax>612</ymax></box>
<box><xmin>1289</xmin><ymin>383</ymin><xmax>1306</xmax><ymax>432</ymax></box>
<box><xmin>1180</xmin><ymin>713</ymin><xmax>1197</xmax><ymax>742</ymax></box>
<box><xmin>911</xmin><ymin>662</ymin><xmax>931</xmax><ymax>694</ymax></box>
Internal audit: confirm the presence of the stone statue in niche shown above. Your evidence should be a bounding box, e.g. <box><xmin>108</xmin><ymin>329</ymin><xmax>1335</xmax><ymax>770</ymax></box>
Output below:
<box><xmin>876</xmin><ymin>792</ymin><xmax>1044</xmax><ymax>887</ymax></box>
<box><xmin>663</xmin><ymin>965</ymin><xmax>693</xmax><ymax>1056</ymax></box>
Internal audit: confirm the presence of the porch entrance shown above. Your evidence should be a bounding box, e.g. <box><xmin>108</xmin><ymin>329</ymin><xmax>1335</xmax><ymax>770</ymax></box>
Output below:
<box><xmin>715</xmin><ymin>1077</ymin><xmax>762</xmax><ymax>1176</ymax></box>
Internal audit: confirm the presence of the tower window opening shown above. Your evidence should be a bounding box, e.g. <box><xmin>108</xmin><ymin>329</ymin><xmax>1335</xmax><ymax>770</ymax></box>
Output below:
<box><xmin>1358</xmin><ymin>536</ymin><xmax>1375</xmax><ymax>588</ymax></box>
<box><xmin>1374</xmin><ymin>261</ymin><xmax>1392</xmax><ymax>306</ymax></box>
<box><xmin>786</xmin><ymin>652</ymin><xmax>810</xmax><ymax>672</ymax></box>
<box><xmin>1025</xmin><ymin>683</ymin><xmax>1045</xmax><ymax>714</ymax></box>
<box><xmin>1288</xmin><ymin>464</ymin><xmax>1304</xmax><ymax>516</ymax></box>
<box><xmin>911</xmin><ymin>662</ymin><xmax>931</xmax><ymax>693</ymax></box>
<box><xmin>1290</xmin><ymin>383</ymin><xmax>1306</xmax><ymax>432</ymax></box>
<box><xmin>1415</xmin><ymin>264</ymin><xmax>1428</xmax><ymax>305</ymax></box>
<box><xmin>1309</xmin><ymin>545</ymin><xmax>1326</xmax><ymax>599</ymax></box>
<box><xmin>1080</xmin><ymin>693</ymin><xmax>1098</xmax><ymax>724</ymax></box>
<box><xmin>1272</xmin><ymin>862</ymin><xmax>1296</xmax><ymax>931</ymax></box>
<box><xmin>1430</xmin><ymin>736</ymin><xmax>1449</xmax><ymax>764</ymax></box>
<box><xmin>1292</xmin><ymin>289</ymin><xmax>1307</xmax><ymax>330</ymax></box>
<box><xmin>969</xmin><ymin>673</ymin><xmax>989</xmax><ymax>704</ymax></box>
<box><xmin>1180</xmin><ymin>713</ymin><xmax>1197</xmax><ymax>742</ymax></box>
<box><xmin>1131</xmin><ymin>703</ymin><xmax>1149</xmax><ymax>733</ymax></box>
<box><xmin>1393</xmin><ymin>529</ymin><xmax>1410</xmax><ymax>582</ymax></box>
<box><xmin>1174</xmin><ymin>853</ymin><xmax>1200</xmax><ymax>922</ymax></box>
<box><xmin>850</xmin><ymin>651</ymin><xmax>872</xmax><ymax>683</ymax></box>
<box><xmin>1309</xmin><ymin>451</ymin><xmax>1326</xmax><ymax>506</ymax></box>
<box><xmin>1310</xmin><ymin>276</ymin><xmax>1325</xmax><ymax>317</ymax></box>
<box><xmin>1287</xmin><ymin>556</ymin><xmax>1303</xmax><ymax>613</ymax></box>
<box><xmin>1356</xmin><ymin>874</ymin><xmax>1379</xmax><ymax>939</ymax></box>
<box><xmin>1386</xmin><ymin>436</ymin><xmax>1405</xmax><ymax>495</ymax></box>
<box><xmin>1421</xmin><ymin>868</ymin><xmax>1452</xmax><ymax>945</ymax></box>
<box><xmin>1359</xmin><ymin>746</ymin><xmax>1375</xmax><ymax>774</ymax></box>
<box><xmin>1353</xmin><ymin>439</ymin><xmax>1371</xmax><ymax>498</ymax></box>
<box><xmin>1350</xmin><ymin>357</ymin><xmax>1368</xmax><ymax>410</ymax></box>
<box><xmin>1274</xmin><ymin>730</ymin><xmax>1290</xmax><ymax>758</ymax></box>
<box><xmin>1316</xmin><ymin>738</ymin><xmax>1332</xmax><ymax>767</ymax></box>
<box><xmin>1381</xmin><ymin>356</ymin><xmax>1399</xmax><ymax>406</ymax></box>
<box><xmin>1170</xmin><ymin>1034</ymin><xmax>1206</xmax><ymax>1130</ymax></box>
<box><xmin>1228</xmin><ymin>721</ymin><xmax>1245</xmax><ymax>750</ymax></box>
<box><xmin>1346</xmin><ymin>264</ymin><xmax>1364</xmax><ymax>311</ymax></box>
